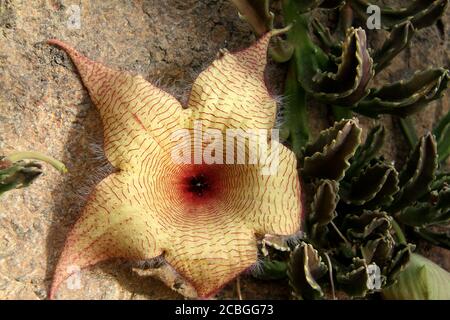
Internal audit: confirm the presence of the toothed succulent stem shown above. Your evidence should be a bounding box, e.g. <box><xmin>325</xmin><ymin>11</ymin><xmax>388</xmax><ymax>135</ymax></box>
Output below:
<box><xmin>218</xmin><ymin>0</ymin><xmax>450</xmax><ymax>300</ymax></box>
<box><xmin>433</xmin><ymin>109</ymin><xmax>450</xmax><ymax>163</ymax></box>
<box><xmin>331</xmin><ymin>105</ymin><xmax>353</xmax><ymax>121</ymax></box>
<box><xmin>391</xmin><ymin>219</ymin><xmax>407</xmax><ymax>245</ymax></box>
<box><xmin>281</xmin><ymin>1</ymin><xmax>330</xmax><ymax>153</ymax></box>
<box><xmin>5</xmin><ymin>151</ymin><xmax>67</xmax><ymax>173</ymax></box>
<box><xmin>399</xmin><ymin>117</ymin><xmax>419</xmax><ymax>150</ymax></box>
<box><xmin>339</xmin><ymin>2</ymin><xmax>354</xmax><ymax>34</ymax></box>
<box><xmin>281</xmin><ymin>60</ymin><xmax>310</xmax><ymax>155</ymax></box>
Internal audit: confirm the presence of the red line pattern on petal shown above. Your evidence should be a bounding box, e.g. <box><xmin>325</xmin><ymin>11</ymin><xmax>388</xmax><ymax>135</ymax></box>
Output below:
<box><xmin>185</xmin><ymin>33</ymin><xmax>277</xmax><ymax>132</ymax></box>
<box><xmin>47</xmin><ymin>33</ymin><xmax>303</xmax><ymax>299</ymax></box>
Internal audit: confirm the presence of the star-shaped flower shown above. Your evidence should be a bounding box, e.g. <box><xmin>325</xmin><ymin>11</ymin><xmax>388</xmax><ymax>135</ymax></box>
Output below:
<box><xmin>48</xmin><ymin>31</ymin><xmax>303</xmax><ymax>299</ymax></box>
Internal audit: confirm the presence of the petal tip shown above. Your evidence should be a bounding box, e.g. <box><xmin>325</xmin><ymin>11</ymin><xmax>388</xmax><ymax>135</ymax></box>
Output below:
<box><xmin>47</xmin><ymin>38</ymin><xmax>93</xmax><ymax>72</ymax></box>
<box><xmin>47</xmin><ymin>38</ymin><xmax>77</xmax><ymax>56</ymax></box>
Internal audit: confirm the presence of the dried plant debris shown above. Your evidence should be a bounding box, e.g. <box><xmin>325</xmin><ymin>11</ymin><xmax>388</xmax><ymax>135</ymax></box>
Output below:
<box><xmin>0</xmin><ymin>151</ymin><xmax>66</xmax><ymax>196</ymax></box>
<box><xmin>0</xmin><ymin>159</ymin><xmax>43</xmax><ymax>196</ymax></box>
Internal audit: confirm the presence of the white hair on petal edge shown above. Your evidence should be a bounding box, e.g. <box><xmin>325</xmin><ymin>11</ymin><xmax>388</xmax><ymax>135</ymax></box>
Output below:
<box><xmin>66</xmin><ymin>137</ymin><xmax>114</xmax><ymax>212</ymax></box>
<box><xmin>247</xmin><ymin>231</ymin><xmax>305</xmax><ymax>278</ymax></box>
<box><xmin>284</xmin><ymin>230</ymin><xmax>306</xmax><ymax>248</ymax></box>
<box><xmin>274</xmin><ymin>94</ymin><xmax>287</xmax><ymax>130</ymax></box>
<box><xmin>87</xmin><ymin>142</ymin><xmax>108</xmax><ymax>163</ymax></box>
<box><xmin>247</xmin><ymin>256</ymin><xmax>267</xmax><ymax>276</ymax></box>
<box><xmin>273</xmin><ymin>93</ymin><xmax>286</xmax><ymax>106</ymax></box>
<box><xmin>132</xmin><ymin>255</ymin><xmax>166</xmax><ymax>269</ymax></box>
<box><xmin>147</xmin><ymin>73</ymin><xmax>195</xmax><ymax>106</ymax></box>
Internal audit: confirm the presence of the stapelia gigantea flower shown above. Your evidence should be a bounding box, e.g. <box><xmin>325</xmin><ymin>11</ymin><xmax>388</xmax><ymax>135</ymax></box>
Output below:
<box><xmin>48</xmin><ymin>31</ymin><xmax>303</xmax><ymax>299</ymax></box>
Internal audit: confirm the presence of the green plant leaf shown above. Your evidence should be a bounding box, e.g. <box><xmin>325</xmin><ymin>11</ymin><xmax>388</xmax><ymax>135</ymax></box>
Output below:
<box><xmin>288</xmin><ymin>242</ymin><xmax>328</xmax><ymax>299</ymax></box>
<box><xmin>390</xmin><ymin>133</ymin><xmax>438</xmax><ymax>212</ymax></box>
<box><xmin>309</xmin><ymin>179</ymin><xmax>339</xmax><ymax>243</ymax></box>
<box><xmin>311</xmin><ymin>18</ymin><xmax>341</xmax><ymax>56</ymax></box>
<box><xmin>399</xmin><ymin>116</ymin><xmax>419</xmax><ymax>149</ymax></box>
<box><xmin>355</xmin><ymin>68</ymin><xmax>450</xmax><ymax>118</ymax></box>
<box><xmin>383</xmin><ymin>253</ymin><xmax>450</xmax><ymax>300</ymax></box>
<box><xmin>373</xmin><ymin>21</ymin><xmax>415</xmax><ymax>74</ymax></box>
<box><xmin>284</xmin><ymin>7</ymin><xmax>330</xmax><ymax>93</ymax></box>
<box><xmin>430</xmin><ymin>172</ymin><xmax>450</xmax><ymax>192</ymax></box>
<box><xmin>302</xmin><ymin>118</ymin><xmax>362</xmax><ymax>181</ymax></box>
<box><xmin>285</xmin><ymin>3</ymin><xmax>371</xmax><ymax>122</ymax></box>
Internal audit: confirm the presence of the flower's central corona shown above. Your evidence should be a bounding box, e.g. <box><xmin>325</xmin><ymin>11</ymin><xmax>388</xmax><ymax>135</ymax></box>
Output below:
<box><xmin>188</xmin><ymin>174</ymin><xmax>209</xmax><ymax>196</ymax></box>
<box><xmin>47</xmin><ymin>31</ymin><xmax>303</xmax><ymax>299</ymax></box>
<box><xmin>179</xmin><ymin>164</ymin><xmax>222</xmax><ymax>205</ymax></box>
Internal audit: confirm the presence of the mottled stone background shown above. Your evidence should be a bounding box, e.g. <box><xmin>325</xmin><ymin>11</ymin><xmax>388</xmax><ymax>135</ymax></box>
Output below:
<box><xmin>0</xmin><ymin>0</ymin><xmax>448</xmax><ymax>299</ymax></box>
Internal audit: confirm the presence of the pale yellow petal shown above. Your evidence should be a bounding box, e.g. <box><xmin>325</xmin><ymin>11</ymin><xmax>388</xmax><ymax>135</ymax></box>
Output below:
<box><xmin>48</xmin><ymin>39</ymin><xmax>183</xmax><ymax>169</ymax></box>
<box><xmin>184</xmin><ymin>33</ymin><xmax>277</xmax><ymax>131</ymax></box>
<box><xmin>50</xmin><ymin>172</ymin><xmax>164</xmax><ymax>299</ymax></box>
<box><xmin>165</xmin><ymin>226</ymin><xmax>257</xmax><ymax>298</ymax></box>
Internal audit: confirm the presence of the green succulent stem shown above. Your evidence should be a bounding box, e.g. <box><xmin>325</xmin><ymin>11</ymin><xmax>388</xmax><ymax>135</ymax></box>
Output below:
<box><xmin>283</xmin><ymin>0</ymin><xmax>329</xmax><ymax>87</ymax></box>
<box><xmin>280</xmin><ymin>2</ymin><xmax>315</xmax><ymax>153</ymax></box>
<box><xmin>281</xmin><ymin>0</ymin><xmax>330</xmax><ymax>151</ymax></box>
<box><xmin>331</xmin><ymin>105</ymin><xmax>353</xmax><ymax>120</ymax></box>
<box><xmin>281</xmin><ymin>60</ymin><xmax>310</xmax><ymax>155</ymax></box>
<box><xmin>391</xmin><ymin>218</ymin><xmax>407</xmax><ymax>245</ymax></box>
<box><xmin>433</xmin><ymin>109</ymin><xmax>450</xmax><ymax>163</ymax></box>
<box><xmin>399</xmin><ymin>117</ymin><xmax>419</xmax><ymax>149</ymax></box>
<box><xmin>5</xmin><ymin>151</ymin><xmax>67</xmax><ymax>173</ymax></box>
<box><xmin>433</xmin><ymin>109</ymin><xmax>450</xmax><ymax>140</ymax></box>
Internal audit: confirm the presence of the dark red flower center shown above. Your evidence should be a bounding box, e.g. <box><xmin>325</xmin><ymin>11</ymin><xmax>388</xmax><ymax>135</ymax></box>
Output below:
<box><xmin>188</xmin><ymin>173</ymin><xmax>209</xmax><ymax>197</ymax></box>
<box><xmin>178</xmin><ymin>164</ymin><xmax>225</xmax><ymax>206</ymax></box>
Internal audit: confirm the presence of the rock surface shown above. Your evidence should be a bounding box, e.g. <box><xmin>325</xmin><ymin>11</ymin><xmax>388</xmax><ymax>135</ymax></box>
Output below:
<box><xmin>0</xmin><ymin>0</ymin><xmax>448</xmax><ymax>299</ymax></box>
